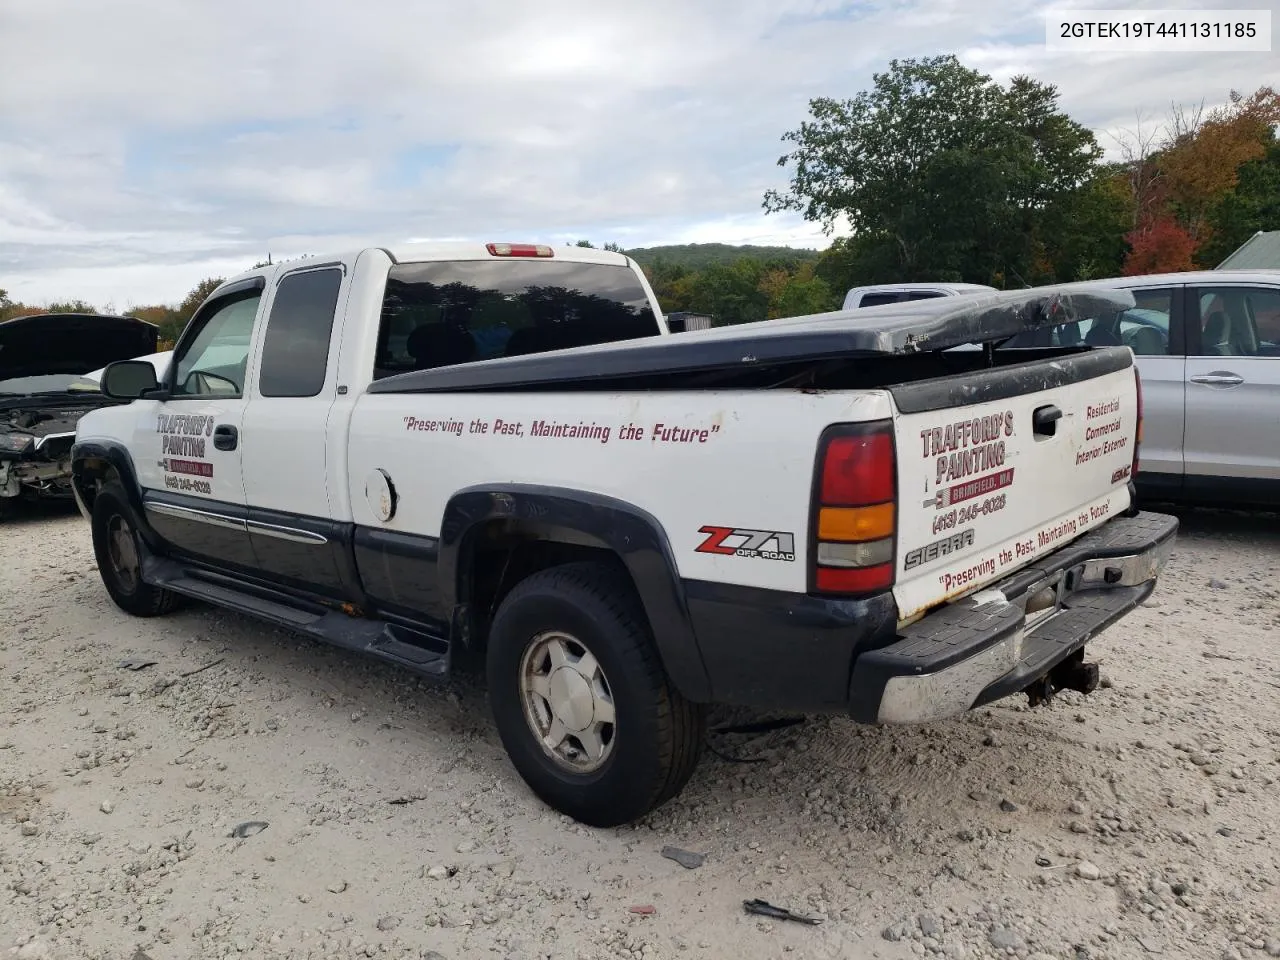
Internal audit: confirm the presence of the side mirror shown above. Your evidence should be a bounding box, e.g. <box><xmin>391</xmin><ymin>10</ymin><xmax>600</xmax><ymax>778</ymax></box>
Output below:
<box><xmin>101</xmin><ymin>360</ymin><xmax>160</xmax><ymax>400</ymax></box>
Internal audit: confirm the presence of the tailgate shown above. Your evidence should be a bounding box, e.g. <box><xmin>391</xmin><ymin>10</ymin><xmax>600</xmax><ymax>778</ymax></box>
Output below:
<box><xmin>890</xmin><ymin>349</ymin><xmax>1139</xmax><ymax>620</ymax></box>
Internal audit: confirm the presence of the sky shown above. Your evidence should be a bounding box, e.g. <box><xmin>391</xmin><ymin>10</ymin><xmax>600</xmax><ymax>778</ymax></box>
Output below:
<box><xmin>1</xmin><ymin>0</ymin><xmax>1276</xmax><ymax>309</ymax></box>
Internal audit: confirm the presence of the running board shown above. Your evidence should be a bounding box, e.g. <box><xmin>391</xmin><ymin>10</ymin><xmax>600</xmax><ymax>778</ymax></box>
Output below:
<box><xmin>141</xmin><ymin>556</ymin><xmax>450</xmax><ymax>678</ymax></box>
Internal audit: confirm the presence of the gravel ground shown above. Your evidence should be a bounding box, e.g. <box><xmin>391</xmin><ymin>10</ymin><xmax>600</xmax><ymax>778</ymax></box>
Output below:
<box><xmin>1</xmin><ymin>502</ymin><xmax>1278</xmax><ymax>960</ymax></box>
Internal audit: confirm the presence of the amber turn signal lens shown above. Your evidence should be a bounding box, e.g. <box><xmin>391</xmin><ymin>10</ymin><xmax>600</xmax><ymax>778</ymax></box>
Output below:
<box><xmin>818</xmin><ymin>503</ymin><xmax>895</xmax><ymax>542</ymax></box>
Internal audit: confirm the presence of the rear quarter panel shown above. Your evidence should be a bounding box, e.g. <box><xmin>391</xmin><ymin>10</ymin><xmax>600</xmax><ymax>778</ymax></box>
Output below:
<box><xmin>345</xmin><ymin>390</ymin><xmax>892</xmax><ymax>591</ymax></box>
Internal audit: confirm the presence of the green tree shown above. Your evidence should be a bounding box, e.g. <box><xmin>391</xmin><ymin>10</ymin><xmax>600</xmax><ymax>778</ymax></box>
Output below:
<box><xmin>45</xmin><ymin>299</ymin><xmax>98</xmax><ymax>314</ymax></box>
<box><xmin>177</xmin><ymin>278</ymin><xmax>224</xmax><ymax>320</ymax></box>
<box><xmin>1033</xmin><ymin>168</ymin><xmax>1132</xmax><ymax>282</ymax></box>
<box><xmin>763</xmin><ymin>55</ymin><xmax>1103</xmax><ymax>286</ymax></box>
<box><xmin>638</xmin><ymin>257</ymin><xmax>693</xmax><ymax>313</ymax></box>
<box><xmin>1199</xmin><ymin>135</ymin><xmax>1280</xmax><ymax>266</ymax></box>
<box><xmin>145</xmin><ymin>276</ymin><xmax>225</xmax><ymax>343</ymax></box>
<box><xmin>683</xmin><ymin>259</ymin><xmax>770</xmax><ymax>325</ymax></box>
<box><xmin>770</xmin><ymin>263</ymin><xmax>836</xmax><ymax>318</ymax></box>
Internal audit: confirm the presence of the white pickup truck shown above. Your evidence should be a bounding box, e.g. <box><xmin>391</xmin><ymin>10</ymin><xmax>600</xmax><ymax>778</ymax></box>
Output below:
<box><xmin>71</xmin><ymin>241</ymin><xmax>1178</xmax><ymax>826</ymax></box>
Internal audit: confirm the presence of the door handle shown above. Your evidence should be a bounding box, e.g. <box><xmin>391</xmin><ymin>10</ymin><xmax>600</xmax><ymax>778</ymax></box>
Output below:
<box><xmin>1032</xmin><ymin>404</ymin><xmax>1062</xmax><ymax>437</ymax></box>
<box><xmin>213</xmin><ymin>424</ymin><xmax>239</xmax><ymax>451</ymax></box>
<box><xmin>1189</xmin><ymin>373</ymin><xmax>1244</xmax><ymax>386</ymax></box>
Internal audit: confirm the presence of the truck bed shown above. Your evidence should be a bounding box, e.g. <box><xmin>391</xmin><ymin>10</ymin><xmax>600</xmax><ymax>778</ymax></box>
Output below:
<box><xmin>365</xmin><ymin>287</ymin><xmax>1135</xmax><ymax>394</ymax></box>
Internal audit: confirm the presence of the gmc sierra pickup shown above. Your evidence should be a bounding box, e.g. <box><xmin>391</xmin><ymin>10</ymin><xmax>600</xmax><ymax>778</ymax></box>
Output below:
<box><xmin>71</xmin><ymin>241</ymin><xmax>1178</xmax><ymax>826</ymax></box>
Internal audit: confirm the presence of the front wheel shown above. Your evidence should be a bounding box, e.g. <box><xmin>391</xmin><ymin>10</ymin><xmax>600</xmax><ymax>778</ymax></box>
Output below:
<box><xmin>90</xmin><ymin>482</ymin><xmax>183</xmax><ymax>617</ymax></box>
<box><xmin>486</xmin><ymin>561</ymin><xmax>706</xmax><ymax>827</ymax></box>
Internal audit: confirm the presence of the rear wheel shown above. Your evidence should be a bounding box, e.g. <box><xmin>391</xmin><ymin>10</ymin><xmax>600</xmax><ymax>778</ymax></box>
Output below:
<box><xmin>486</xmin><ymin>561</ymin><xmax>705</xmax><ymax>827</ymax></box>
<box><xmin>91</xmin><ymin>483</ymin><xmax>182</xmax><ymax>617</ymax></box>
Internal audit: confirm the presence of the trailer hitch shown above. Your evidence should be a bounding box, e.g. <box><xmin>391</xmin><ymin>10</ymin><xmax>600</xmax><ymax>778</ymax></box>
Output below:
<box><xmin>1024</xmin><ymin>650</ymin><xmax>1101</xmax><ymax>708</ymax></box>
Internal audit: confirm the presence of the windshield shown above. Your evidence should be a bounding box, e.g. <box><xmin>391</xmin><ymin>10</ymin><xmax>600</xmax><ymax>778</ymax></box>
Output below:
<box><xmin>0</xmin><ymin>373</ymin><xmax>101</xmax><ymax>395</ymax></box>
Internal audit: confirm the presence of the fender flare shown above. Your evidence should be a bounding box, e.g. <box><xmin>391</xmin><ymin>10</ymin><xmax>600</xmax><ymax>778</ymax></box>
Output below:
<box><xmin>438</xmin><ymin>484</ymin><xmax>712</xmax><ymax>702</ymax></box>
<box><xmin>70</xmin><ymin>441</ymin><xmax>161</xmax><ymax>548</ymax></box>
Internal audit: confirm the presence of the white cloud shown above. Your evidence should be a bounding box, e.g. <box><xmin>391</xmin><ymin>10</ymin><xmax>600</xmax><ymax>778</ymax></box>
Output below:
<box><xmin>1</xmin><ymin>0</ymin><xmax>1276</xmax><ymax>305</ymax></box>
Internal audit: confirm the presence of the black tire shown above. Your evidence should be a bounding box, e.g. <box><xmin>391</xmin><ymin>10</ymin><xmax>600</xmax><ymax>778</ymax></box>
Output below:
<box><xmin>91</xmin><ymin>482</ymin><xmax>182</xmax><ymax>617</ymax></box>
<box><xmin>486</xmin><ymin>561</ymin><xmax>706</xmax><ymax>827</ymax></box>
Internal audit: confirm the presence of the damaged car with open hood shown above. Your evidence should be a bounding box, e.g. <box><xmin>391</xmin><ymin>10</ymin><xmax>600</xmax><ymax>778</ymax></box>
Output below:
<box><xmin>0</xmin><ymin>312</ymin><xmax>159</xmax><ymax>514</ymax></box>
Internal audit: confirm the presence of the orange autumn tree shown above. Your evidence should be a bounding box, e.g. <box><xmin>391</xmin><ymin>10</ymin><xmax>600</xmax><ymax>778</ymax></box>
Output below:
<box><xmin>1160</xmin><ymin>86</ymin><xmax>1280</xmax><ymax>246</ymax></box>
<box><xmin>1119</xmin><ymin>85</ymin><xmax>1280</xmax><ymax>273</ymax></box>
<box><xmin>1122</xmin><ymin>216</ymin><xmax>1196</xmax><ymax>275</ymax></box>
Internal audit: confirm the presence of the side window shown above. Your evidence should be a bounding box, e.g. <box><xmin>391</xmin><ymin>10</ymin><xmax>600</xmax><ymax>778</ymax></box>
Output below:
<box><xmin>258</xmin><ymin>268</ymin><xmax>343</xmax><ymax>397</ymax></box>
<box><xmin>1252</xmin><ymin>289</ymin><xmax>1280</xmax><ymax>351</ymax></box>
<box><xmin>1000</xmin><ymin>287</ymin><xmax>1175</xmax><ymax>353</ymax></box>
<box><xmin>857</xmin><ymin>292</ymin><xmax>901</xmax><ymax>307</ymax></box>
<box><xmin>1194</xmin><ymin>287</ymin><xmax>1279</xmax><ymax>357</ymax></box>
<box><xmin>171</xmin><ymin>293</ymin><xmax>262</xmax><ymax>398</ymax></box>
<box><xmin>1116</xmin><ymin>288</ymin><xmax>1175</xmax><ymax>356</ymax></box>
<box><xmin>901</xmin><ymin>290</ymin><xmax>946</xmax><ymax>301</ymax></box>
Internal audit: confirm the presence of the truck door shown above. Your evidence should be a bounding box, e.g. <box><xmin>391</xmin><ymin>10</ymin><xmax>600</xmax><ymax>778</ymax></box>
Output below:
<box><xmin>131</xmin><ymin>278</ymin><xmax>263</xmax><ymax>569</ymax></box>
<box><xmin>238</xmin><ymin>260</ymin><xmax>355</xmax><ymax>599</ymax></box>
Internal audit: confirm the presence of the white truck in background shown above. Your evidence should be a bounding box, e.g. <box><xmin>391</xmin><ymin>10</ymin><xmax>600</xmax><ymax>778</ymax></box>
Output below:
<box><xmin>842</xmin><ymin>281</ymin><xmax>998</xmax><ymax>309</ymax></box>
<box><xmin>71</xmin><ymin>241</ymin><xmax>1177</xmax><ymax>826</ymax></box>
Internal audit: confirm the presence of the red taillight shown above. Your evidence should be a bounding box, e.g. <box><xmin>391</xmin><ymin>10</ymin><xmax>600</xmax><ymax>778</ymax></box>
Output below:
<box><xmin>821</xmin><ymin>431</ymin><xmax>896</xmax><ymax>505</ymax></box>
<box><xmin>816</xmin><ymin>564</ymin><xmax>896</xmax><ymax>594</ymax></box>
<box><xmin>811</xmin><ymin>421</ymin><xmax>897</xmax><ymax>596</ymax></box>
<box><xmin>486</xmin><ymin>242</ymin><xmax>555</xmax><ymax>258</ymax></box>
<box><xmin>1132</xmin><ymin>365</ymin><xmax>1143</xmax><ymax>477</ymax></box>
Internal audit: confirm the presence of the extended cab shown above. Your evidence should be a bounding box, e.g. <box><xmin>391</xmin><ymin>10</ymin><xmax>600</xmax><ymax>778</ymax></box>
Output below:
<box><xmin>71</xmin><ymin>242</ymin><xmax>1178</xmax><ymax>826</ymax></box>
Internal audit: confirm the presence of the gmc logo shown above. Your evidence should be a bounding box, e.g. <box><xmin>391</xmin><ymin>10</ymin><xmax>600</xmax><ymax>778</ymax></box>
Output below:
<box><xmin>695</xmin><ymin>526</ymin><xmax>796</xmax><ymax>562</ymax></box>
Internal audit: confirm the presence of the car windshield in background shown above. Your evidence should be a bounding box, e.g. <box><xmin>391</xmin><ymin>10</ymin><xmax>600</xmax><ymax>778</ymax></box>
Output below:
<box><xmin>0</xmin><ymin>373</ymin><xmax>101</xmax><ymax>396</ymax></box>
<box><xmin>374</xmin><ymin>260</ymin><xmax>659</xmax><ymax>377</ymax></box>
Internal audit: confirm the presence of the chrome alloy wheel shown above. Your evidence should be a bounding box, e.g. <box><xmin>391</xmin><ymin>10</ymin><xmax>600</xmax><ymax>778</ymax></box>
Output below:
<box><xmin>518</xmin><ymin>631</ymin><xmax>617</xmax><ymax>772</ymax></box>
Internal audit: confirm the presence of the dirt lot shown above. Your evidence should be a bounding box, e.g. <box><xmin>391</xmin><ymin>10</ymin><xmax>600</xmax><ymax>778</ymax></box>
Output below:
<box><xmin>2</xmin><ymin>504</ymin><xmax>1279</xmax><ymax>960</ymax></box>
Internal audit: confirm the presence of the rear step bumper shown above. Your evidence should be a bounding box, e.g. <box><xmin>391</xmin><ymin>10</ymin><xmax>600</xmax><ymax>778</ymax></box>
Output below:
<box><xmin>848</xmin><ymin>510</ymin><xmax>1179</xmax><ymax>724</ymax></box>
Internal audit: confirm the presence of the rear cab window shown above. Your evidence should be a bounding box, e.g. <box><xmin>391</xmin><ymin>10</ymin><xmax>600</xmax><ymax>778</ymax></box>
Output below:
<box><xmin>373</xmin><ymin>259</ymin><xmax>660</xmax><ymax>378</ymax></box>
<box><xmin>856</xmin><ymin>292</ymin><xmax>903</xmax><ymax>307</ymax></box>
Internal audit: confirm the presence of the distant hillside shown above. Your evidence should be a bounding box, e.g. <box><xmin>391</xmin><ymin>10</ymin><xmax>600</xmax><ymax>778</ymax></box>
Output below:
<box><xmin>624</xmin><ymin>243</ymin><xmax>821</xmax><ymax>271</ymax></box>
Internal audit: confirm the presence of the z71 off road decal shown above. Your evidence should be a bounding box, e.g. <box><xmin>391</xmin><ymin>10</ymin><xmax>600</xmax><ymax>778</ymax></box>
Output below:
<box><xmin>695</xmin><ymin>526</ymin><xmax>796</xmax><ymax>562</ymax></box>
